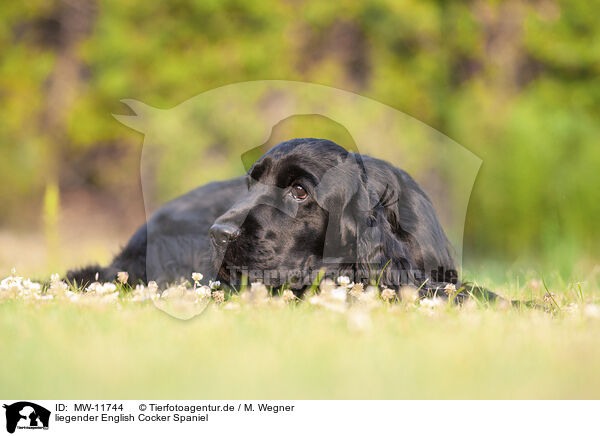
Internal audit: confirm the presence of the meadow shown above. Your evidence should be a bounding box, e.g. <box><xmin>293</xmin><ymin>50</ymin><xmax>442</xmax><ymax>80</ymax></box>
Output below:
<box><xmin>2</xmin><ymin>263</ymin><xmax>599</xmax><ymax>399</ymax></box>
<box><xmin>2</xmin><ymin>0</ymin><xmax>600</xmax><ymax>401</ymax></box>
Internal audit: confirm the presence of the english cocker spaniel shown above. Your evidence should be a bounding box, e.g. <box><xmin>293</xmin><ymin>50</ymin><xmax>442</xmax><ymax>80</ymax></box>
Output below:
<box><xmin>67</xmin><ymin>138</ymin><xmax>495</xmax><ymax>300</ymax></box>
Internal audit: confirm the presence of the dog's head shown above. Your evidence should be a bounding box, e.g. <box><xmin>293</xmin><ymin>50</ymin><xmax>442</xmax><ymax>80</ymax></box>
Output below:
<box><xmin>210</xmin><ymin>138</ymin><xmax>457</xmax><ymax>289</ymax></box>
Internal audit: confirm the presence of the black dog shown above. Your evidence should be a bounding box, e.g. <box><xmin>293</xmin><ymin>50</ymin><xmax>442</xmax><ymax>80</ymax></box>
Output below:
<box><xmin>67</xmin><ymin>138</ymin><xmax>495</xmax><ymax>299</ymax></box>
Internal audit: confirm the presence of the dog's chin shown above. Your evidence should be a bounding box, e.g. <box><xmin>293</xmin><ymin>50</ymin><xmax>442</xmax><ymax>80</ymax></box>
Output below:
<box><xmin>216</xmin><ymin>263</ymin><xmax>280</xmax><ymax>288</ymax></box>
<box><xmin>215</xmin><ymin>257</ymin><xmax>301</xmax><ymax>289</ymax></box>
<box><xmin>212</xmin><ymin>251</ymin><xmax>257</xmax><ymax>286</ymax></box>
<box><xmin>212</xmin><ymin>244</ymin><xmax>321</xmax><ymax>289</ymax></box>
<box><xmin>212</xmin><ymin>251</ymin><xmax>233</xmax><ymax>284</ymax></box>
<box><xmin>216</xmin><ymin>261</ymin><xmax>238</xmax><ymax>286</ymax></box>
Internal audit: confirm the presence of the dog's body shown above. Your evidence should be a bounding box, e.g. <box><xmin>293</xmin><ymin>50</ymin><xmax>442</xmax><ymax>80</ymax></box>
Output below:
<box><xmin>67</xmin><ymin>138</ymin><xmax>495</xmax><ymax>300</ymax></box>
<box><xmin>69</xmin><ymin>176</ymin><xmax>247</xmax><ymax>285</ymax></box>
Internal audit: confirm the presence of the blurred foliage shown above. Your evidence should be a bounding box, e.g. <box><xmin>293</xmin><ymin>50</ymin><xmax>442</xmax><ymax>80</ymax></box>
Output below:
<box><xmin>0</xmin><ymin>0</ymin><xmax>599</xmax><ymax>264</ymax></box>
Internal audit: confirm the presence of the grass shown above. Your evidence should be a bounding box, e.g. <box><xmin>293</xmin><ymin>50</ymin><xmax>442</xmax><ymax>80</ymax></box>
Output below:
<box><xmin>1</xmin><ymin>268</ymin><xmax>600</xmax><ymax>399</ymax></box>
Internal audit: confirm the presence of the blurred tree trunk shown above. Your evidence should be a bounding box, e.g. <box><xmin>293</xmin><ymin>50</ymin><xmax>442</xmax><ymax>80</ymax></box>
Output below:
<box><xmin>39</xmin><ymin>0</ymin><xmax>96</xmax><ymax>266</ymax></box>
<box><xmin>41</xmin><ymin>0</ymin><xmax>96</xmax><ymax>161</ymax></box>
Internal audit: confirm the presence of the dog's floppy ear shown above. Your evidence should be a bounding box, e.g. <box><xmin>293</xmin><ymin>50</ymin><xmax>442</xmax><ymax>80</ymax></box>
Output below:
<box><xmin>360</xmin><ymin>162</ymin><xmax>457</xmax><ymax>287</ymax></box>
<box><xmin>312</xmin><ymin>153</ymin><xmax>413</xmax><ymax>284</ymax></box>
<box><xmin>322</xmin><ymin>154</ymin><xmax>456</xmax><ymax>287</ymax></box>
<box><xmin>313</xmin><ymin>153</ymin><xmax>369</xmax><ymax>267</ymax></box>
<box><xmin>314</xmin><ymin>152</ymin><xmax>456</xmax><ymax>287</ymax></box>
<box><xmin>353</xmin><ymin>165</ymin><xmax>419</xmax><ymax>286</ymax></box>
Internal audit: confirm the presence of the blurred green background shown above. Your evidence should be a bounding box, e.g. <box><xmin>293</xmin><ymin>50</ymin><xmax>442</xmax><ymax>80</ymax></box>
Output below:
<box><xmin>1</xmin><ymin>0</ymin><xmax>598</xmax><ymax>277</ymax></box>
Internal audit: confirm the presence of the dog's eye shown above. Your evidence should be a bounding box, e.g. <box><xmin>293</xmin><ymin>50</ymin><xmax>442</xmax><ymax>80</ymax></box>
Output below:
<box><xmin>290</xmin><ymin>184</ymin><xmax>308</xmax><ymax>201</ymax></box>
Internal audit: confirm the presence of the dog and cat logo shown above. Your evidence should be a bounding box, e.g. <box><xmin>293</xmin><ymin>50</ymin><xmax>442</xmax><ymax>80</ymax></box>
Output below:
<box><xmin>2</xmin><ymin>402</ymin><xmax>50</xmax><ymax>433</ymax></box>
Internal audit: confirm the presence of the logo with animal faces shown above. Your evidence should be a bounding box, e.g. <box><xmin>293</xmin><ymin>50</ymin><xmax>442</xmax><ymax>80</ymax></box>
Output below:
<box><xmin>3</xmin><ymin>402</ymin><xmax>50</xmax><ymax>434</ymax></box>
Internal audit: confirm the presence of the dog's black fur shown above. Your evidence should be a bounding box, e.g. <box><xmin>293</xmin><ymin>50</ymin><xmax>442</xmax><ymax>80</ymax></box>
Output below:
<box><xmin>67</xmin><ymin>138</ymin><xmax>497</xmax><ymax>300</ymax></box>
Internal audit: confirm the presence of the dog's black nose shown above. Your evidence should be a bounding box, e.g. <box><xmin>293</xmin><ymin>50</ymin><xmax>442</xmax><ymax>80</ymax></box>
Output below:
<box><xmin>209</xmin><ymin>224</ymin><xmax>240</xmax><ymax>248</ymax></box>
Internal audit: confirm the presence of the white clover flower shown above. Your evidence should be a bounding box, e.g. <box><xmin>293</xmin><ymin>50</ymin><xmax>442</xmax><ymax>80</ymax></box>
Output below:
<box><xmin>47</xmin><ymin>273</ymin><xmax>68</xmax><ymax>295</ymax></box>
<box><xmin>420</xmin><ymin>297</ymin><xmax>445</xmax><ymax>309</ymax></box>
<box><xmin>319</xmin><ymin>278</ymin><xmax>336</xmax><ymax>293</ymax></box>
<box><xmin>282</xmin><ymin>289</ymin><xmax>295</xmax><ymax>303</ymax></box>
<box><xmin>96</xmin><ymin>283</ymin><xmax>117</xmax><ymax>295</ymax></box>
<box><xmin>88</xmin><ymin>282</ymin><xmax>117</xmax><ymax>295</ymax></box>
<box><xmin>337</xmin><ymin>276</ymin><xmax>351</xmax><ymax>286</ymax></box>
<box><xmin>381</xmin><ymin>288</ymin><xmax>396</xmax><ymax>302</ymax></box>
<box><xmin>162</xmin><ymin>285</ymin><xmax>187</xmax><ymax>300</ymax></box>
<box><xmin>101</xmin><ymin>292</ymin><xmax>119</xmax><ymax>303</ymax></box>
<box><xmin>351</xmin><ymin>285</ymin><xmax>382</xmax><ymax>309</ymax></box>
<box><xmin>309</xmin><ymin>284</ymin><xmax>348</xmax><ymax>312</ymax></box>
<box><xmin>49</xmin><ymin>280</ymin><xmax>68</xmax><ymax>295</ymax></box>
<box><xmin>148</xmin><ymin>281</ymin><xmax>159</xmax><ymax>293</ymax></box>
<box><xmin>248</xmin><ymin>282</ymin><xmax>268</xmax><ymax>302</ymax></box>
<box><xmin>117</xmin><ymin>271</ymin><xmax>129</xmax><ymax>284</ymax></box>
<box><xmin>330</xmin><ymin>287</ymin><xmax>347</xmax><ymax>302</ymax></box>
<box><xmin>1</xmin><ymin>276</ymin><xmax>24</xmax><ymax>298</ymax></box>
<box><xmin>212</xmin><ymin>290</ymin><xmax>225</xmax><ymax>304</ymax></box>
<box><xmin>192</xmin><ymin>272</ymin><xmax>203</xmax><ymax>282</ymax></box>
<box><xmin>2</xmin><ymin>276</ymin><xmax>23</xmax><ymax>288</ymax></box>
<box><xmin>195</xmin><ymin>285</ymin><xmax>212</xmax><ymax>299</ymax></box>
<box><xmin>130</xmin><ymin>284</ymin><xmax>158</xmax><ymax>302</ymax></box>
<box><xmin>130</xmin><ymin>284</ymin><xmax>144</xmax><ymax>300</ymax></box>
<box><xmin>418</xmin><ymin>297</ymin><xmax>445</xmax><ymax>316</ymax></box>
<box><xmin>349</xmin><ymin>283</ymin><xmax>364</xmax><ymax>298</ymax></box>
<box><xmin>443</xmin><ymin>283</ymin><xmax>457</xmax><ymax>295</ymax></box>
<box><xmin>22</xmin><ymin>278</ymin><xmax>42</xmax><ymax>293</ymax></box>
<box><xmin>86</xmin><ymin>282</ymin><xmax>100</xmax><ymax>293</ymax></box>
<box><xmin>209</xmin><ymin>280</ymin><xmax>221</xmax><ymax>289</ymax></box>
<box><xmin>250</xmin><ymin>281</ymin><xmax>266</xmax><ymax>290</ymax></box>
